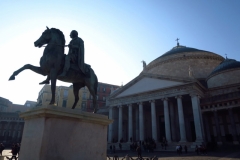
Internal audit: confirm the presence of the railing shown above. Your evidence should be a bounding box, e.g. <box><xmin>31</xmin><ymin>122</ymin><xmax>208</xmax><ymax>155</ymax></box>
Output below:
<box><xmin>201</xmin><ymin>91</ymin><xmax>240</xmax><ymax>105</ymax></box>
<box><xmin>107</xmin><ymin>155</ymin><xmax>157</xmax><ymax>160</ymax></box>
<box><xmin>0</xmin><ymin>155</ymin><xmax>18</xmax><ymax>160</ymax></box>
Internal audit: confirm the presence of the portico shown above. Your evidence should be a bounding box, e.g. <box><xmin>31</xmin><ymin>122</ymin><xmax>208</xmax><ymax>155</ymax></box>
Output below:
<box><xmin>107</xmin><ymin>74</ymin><xmax>204</xmax><ymax>144</ymax></box>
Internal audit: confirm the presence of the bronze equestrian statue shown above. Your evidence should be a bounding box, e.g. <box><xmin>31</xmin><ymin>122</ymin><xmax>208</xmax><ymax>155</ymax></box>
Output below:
<box><xmin>9</xmin><ymin>27</ymin><xmax>98</xmax><ymax>113</ymax></box>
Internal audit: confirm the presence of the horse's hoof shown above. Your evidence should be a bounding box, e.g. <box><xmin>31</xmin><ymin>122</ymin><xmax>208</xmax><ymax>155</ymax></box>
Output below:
<box><xmin>49</xmin><ymin>102</ymin><xmax>56</xmax><ymax>106</ymax></box>
<box><xmin>9</xmin><ymin>75</ymin><xmax>15</xmax><ymax>81</ymax></box>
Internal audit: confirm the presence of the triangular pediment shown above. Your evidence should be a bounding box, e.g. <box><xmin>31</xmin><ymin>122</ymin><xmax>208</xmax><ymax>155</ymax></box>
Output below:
<box><xmin>115</xmin><ymin>77</ymin><xmax>185</xmax><ymax>98</ymax></box>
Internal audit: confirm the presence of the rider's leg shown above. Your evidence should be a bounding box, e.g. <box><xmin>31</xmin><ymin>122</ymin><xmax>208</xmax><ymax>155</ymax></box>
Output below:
<box><xmin>39</xmin><ymin>75</ymin><xmax>50</xmax><ymax>85</ymax></box>
<box><xmin>59</xmin><ymin>55</ymin><xmax>70</xmax><ymax>77</ymax></box>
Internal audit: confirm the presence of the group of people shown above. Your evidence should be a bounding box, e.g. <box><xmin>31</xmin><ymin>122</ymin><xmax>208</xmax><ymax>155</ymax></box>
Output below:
<box><xmin>109</xmin><ymin>144</ymin><xmax>116</xmax><ymax>153</ymax></box>
<box><xmin>195</xmin><ymin>145</ymin><xmax>207</xmax><ymax>155</ymax></box>
<box><xmin>0</xmin><ymin>143</ymin><xmax>20</xmax><ymax>160</ymax></box>
<box><xmin>161</xmin><ymin>137</ymin><xmax>168</xmax><ymax>150</ymax></box>
<box><xmin>130</xmin><ymin>138</ymin><xmax>156</xmax><ymax>153</ymax></box>
<box><xmin>176</xmin><ymin>145</ymin><xmax>188</xmax><ymax>155</ymax></box>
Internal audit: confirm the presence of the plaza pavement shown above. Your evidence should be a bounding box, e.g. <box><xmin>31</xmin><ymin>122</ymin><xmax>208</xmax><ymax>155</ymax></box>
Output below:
<box><xmin>1</xmin><ymin>149</ymin><xmax>240</xmax><ymax>160</ymax></box>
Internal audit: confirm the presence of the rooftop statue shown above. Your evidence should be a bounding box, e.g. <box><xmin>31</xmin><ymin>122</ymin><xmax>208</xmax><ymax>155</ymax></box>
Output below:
<box><xmin>141</xmin><ymin>60</ymin><xmax>146</xmax><ymax>69</ymax></box>
<box><xmin>9</xmin><ymin>27</ymin><xmax>98</xmax><ymax>113</ymax></box>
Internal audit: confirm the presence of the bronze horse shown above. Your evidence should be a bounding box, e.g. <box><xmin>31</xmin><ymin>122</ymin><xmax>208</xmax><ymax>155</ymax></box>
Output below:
<box><xmin>9</xmin><ymin>27</ymin><xmax>98</xmax><ymax>113</ymax></box>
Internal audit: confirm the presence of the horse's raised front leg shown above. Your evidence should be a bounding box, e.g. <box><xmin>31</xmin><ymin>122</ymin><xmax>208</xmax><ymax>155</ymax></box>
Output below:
<box><xmin>9</xmin><ymin>64</ymin><xmax>46</xmax><ymax>81</ymax></box>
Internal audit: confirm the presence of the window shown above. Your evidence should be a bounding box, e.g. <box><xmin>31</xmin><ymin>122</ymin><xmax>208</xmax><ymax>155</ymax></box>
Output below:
<box><xmin>82</xmin><ymin>102</ymin><xmax>86</xmax><ymax>111</ymax></box>
<box><xmin>96</xmin><ymin>96</ymin><xmax>98</xmax><ymax>100</ymax></box>
<box><xmin>103</xmin><ymin>87</ymin><xmax>106</xmax><ymax>92</ymax></box>
<box><xmin>63</xmin><ymin>90</ymin><xmax>68</xmax><ymax>98</ymax></box>
<box><xmin>90</xmin><ymin>103</ymin><xmax>93</xmax><ymax>108</ymax></box>
<box><xmin>103</xmin><ymin>96</ymin><xmax>106</xmax><ymax>101</ymax></box>
<box><xmin>83</xmin><ymin>93</ymin><xmax>86</xmax><ymax>100</ymax></box>
<box><xmin>26</xmin><ymin>103</ymin><xmax>30</xmax><ymax>107</ymax></box>
<box><xmin>62</xmin><ymin>100</ymin><xmax>67</xmax><ymax>108</ymax></box>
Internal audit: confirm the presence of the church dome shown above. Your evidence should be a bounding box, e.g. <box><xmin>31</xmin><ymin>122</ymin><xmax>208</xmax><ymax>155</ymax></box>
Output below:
<box><xmin>207</xmin><ymin>58</ymin><xmax>240</xmax><ymax>88</ymax></box>
<box><xmin>144</xmin><ymin>44</ymin><xmax>224</xmax><ymax>79</ymax></box>
<box><xmin>159</xmin><ymin>45</ymin><xmax>210</xmax><ymax>58</ymax></box>
<box><xmin>208</xmin><ymin>58</ymin><xmax>240</xmax><ymax>77</ymax></box>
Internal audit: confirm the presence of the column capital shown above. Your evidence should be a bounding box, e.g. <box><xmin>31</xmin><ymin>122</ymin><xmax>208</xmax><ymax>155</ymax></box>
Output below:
<box><xmin>117</xmin><ymin>105</ymin><xmax>123</xmax><ymax>108</ymax></box>
<box><xmin>189</xmin><ymin>93</ymin><xmax>201</xmax><ymax>98</ymax></box>
<box><xmin>161</xmin><ymin>97</ymin><xmax>168</xmax><ymax>101</ymax></box>
<box><xmin>175</xmin><ymin>95</ymin><xmax>182</xmax><ymax>99</ymax></box>
<box><xmin>127</xmin><ymin>104</ymin><xmax>132</xmax><ymax>107</ymax></box>
<box><xmin>211</xmin><ymin>108</ymin><xmax>217</xmax><ymax>112</ymax></box>
<box><xmin>137</xmin><ymin>102</ymin><xmax>143</xmax><ymax>105</ymax></box>
<box><xmin>149</xmin><ymin>100</ymin><xmax>155</xmax><ymax>103</ymax></box>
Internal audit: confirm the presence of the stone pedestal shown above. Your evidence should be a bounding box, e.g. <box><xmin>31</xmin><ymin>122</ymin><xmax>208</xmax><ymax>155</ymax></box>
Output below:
<box><xmin>19</xmin><ymin>106</ymin><xmax>113</xmax><ymax>160</ymax></box>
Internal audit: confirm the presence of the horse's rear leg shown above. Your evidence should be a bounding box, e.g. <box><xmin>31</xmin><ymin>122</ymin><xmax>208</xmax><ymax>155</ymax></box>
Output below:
<box><xmin>72</xmin><ymin>83</ymin><xmax>84</xmax><ymax>109</ymax></box>
<box><xmin>9</xmin><ymin>64</ymin><xmax>46</xmax><ymax>80</ymax></box>
<box><xmin>49</xmin><ymin>69</ymin><xmax>58</xmax><ymax>105</ymax></box>
<box><xmin>86</xmin><ymin>81</ymin><xmax>98</xmax><ymax>113</ymax></box>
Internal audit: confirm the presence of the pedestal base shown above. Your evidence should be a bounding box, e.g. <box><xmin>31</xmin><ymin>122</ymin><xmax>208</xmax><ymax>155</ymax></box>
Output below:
<box><xmin>19</xmin><ymin>106</ymin><xmax>113</xmax><ymax>160</ymax></box>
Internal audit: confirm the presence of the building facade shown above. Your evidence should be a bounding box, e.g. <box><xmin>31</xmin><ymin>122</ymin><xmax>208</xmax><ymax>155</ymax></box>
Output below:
<box><xmin>106</xmin><ymin>44</ymin><xmax>240</xmax><ymax>146</ymax></box>
<box><xmin>86</xmin><ymin>82</ymin><xmax>119</xmax><ymax>112</ymax></box>
<box><xmin>0</xmin><ymin>97</ymin><xmax>33</xmax><ymax>146</ymax></box>
<box><xmin>37</xmin><ymin>83</ymin><xmax>119</xmax><ymax>112</ymax></box>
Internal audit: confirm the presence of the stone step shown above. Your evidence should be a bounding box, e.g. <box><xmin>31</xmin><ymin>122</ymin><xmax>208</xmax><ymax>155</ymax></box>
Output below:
<box><xmin>107</xmin><ymin>142</ymin><xmax>196</xmax><ymax>152</ymax></box>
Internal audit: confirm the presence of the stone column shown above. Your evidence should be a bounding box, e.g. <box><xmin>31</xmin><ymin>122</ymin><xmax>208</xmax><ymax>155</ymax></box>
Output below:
<box><xmin>118</xmin><ymin>106</ymin><xmax>123</xmax><ymax>142</ymax></box>
<box><xmin>228</xmin><ymin>108</ymin><xmax>239</xmax><ymax>144</ymax></box>
<box><xmin>162</xmin><ymin>98</ymin><xmax>171</xmax><ymax>142</ymax></box>
<box><xmin>108</xmin><ymin>106</ymin><xmax>113</xmax><ymax>143</ymax></box>
<box><xmin>150</xmin><ymin>100</ymin><xmax>157</xmax><ymax>141</ymax></box>
<box><xmin>138</xmin><ymin>102</ymin><xmax>144</xmax><ymax>141</ymax></box>
<box><xmin>191</xmin><ymin>94</ymin><xmax>204</xmax><ymax>142</ymax></box>
<box><xmin>128</xmin><ymin>104</ymin><xmax>133</xmax><ymax>142</ymax></box>
<box><xmin>169</xmin><ymin>102</ymin><xmax>177</xmax><ymax>141</ymax></box>
<box><xmin>135</xmin><ymin>107</ymin><xmax>139</xmax><ymax>141</ymax></box>
<box><xmin>213</xmin><ymin>110</ymin><xmax>222</xmax><ymax>145</ymax></box>
<box><xmin>175</xmin><ymin>96</ymin><xmax>187</xmax><ymax>142</ymax></box>
<box><xmin>4</xmin><ymin>121</ymin><xmax>11</xmax><ymax>142</ymax></box>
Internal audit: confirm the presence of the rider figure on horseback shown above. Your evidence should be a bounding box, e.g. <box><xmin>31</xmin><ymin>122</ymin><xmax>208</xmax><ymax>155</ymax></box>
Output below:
<box><xmin>39</xmin><ymin>30</ymin><xmax>85</xmax><ymax>84</ymax></box>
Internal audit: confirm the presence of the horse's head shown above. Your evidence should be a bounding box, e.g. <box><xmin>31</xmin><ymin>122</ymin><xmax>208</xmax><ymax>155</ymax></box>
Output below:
<box><xmin>34</xmin><ymin>26</ymin><xmax>52</xmax><ymax>48</ymax></box>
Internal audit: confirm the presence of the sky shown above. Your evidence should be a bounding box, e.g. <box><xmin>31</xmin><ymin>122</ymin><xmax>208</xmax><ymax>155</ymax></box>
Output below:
<box><xmin>0</xmin><ymin>0</ymin><xmax>240</xmax><ymax>104</ymax></box>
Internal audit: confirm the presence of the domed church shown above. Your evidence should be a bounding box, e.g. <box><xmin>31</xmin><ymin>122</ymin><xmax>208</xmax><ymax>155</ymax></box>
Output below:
<box><xmin>106</xmin><ymin>42</ymin><xmax>240</xmax><ymax>147</ymax></box>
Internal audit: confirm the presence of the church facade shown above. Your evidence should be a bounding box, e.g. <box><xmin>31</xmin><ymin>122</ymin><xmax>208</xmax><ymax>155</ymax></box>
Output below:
<box><xmin>106</xmin><ymin>44</ymin><xmax>240</xmax><ymax>146</ymax></box>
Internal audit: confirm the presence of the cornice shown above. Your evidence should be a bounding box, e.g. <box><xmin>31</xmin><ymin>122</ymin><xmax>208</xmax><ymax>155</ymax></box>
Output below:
<box><xmin>108</xmin><ymin>84</ymin><xmax>195</xmax><ymax>106</ymax></box>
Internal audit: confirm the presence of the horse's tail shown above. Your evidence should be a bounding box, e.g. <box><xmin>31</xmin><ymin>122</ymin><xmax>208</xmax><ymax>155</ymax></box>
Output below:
<box><xmin>94</xmin><ymin>72</ymin><xmax>98</xmax><ymax>94</ymax></box>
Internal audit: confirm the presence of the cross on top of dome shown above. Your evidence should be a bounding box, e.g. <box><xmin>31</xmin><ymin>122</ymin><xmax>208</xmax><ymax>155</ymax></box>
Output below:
<box><xmin>176</xmin><ymin>38</ymin><xmax>180</xmax><ymax>46</ymax></box>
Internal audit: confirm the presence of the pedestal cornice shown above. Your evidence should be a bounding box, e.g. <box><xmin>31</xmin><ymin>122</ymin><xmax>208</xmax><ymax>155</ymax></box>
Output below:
<box><xmin>20</xmin><ymin>106</ymin><xmax>113</xmax><ymax>126</ymax></box>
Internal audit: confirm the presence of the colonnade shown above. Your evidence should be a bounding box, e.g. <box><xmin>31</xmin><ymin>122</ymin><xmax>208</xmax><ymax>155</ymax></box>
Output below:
<box><xmin>108</xmin><ymin>94</ymin><xmax>204</xmax><ymax>143</ymax></box>
<box><xmin>0</xmin><ymin>121</ymin><xmax>24</xmax><ymax>142</ymax></box>
<box><xmin>204</xmin><ymin>108</ymin><xmax>240</xmax><ymax>145</ymax></box>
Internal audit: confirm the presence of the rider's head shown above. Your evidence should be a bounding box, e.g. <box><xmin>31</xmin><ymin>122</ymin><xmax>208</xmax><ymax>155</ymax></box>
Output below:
<box><xmin>70</xmin><ymin>30</ymin><xmax>78</xmax><ymax>38</ymax></box>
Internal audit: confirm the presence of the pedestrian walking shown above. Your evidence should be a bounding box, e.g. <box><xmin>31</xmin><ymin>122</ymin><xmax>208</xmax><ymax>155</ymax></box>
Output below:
<box><xmin>0</xmin><ymin>143</ymin><xmax>5</xmax><ymax>156</ymax></box>
<box><xmin>184</xmin><ymin>145</ymin><xmax>188</xmax><ymax>153</ymax></box>
<box><xmin>110</xmin><ymin>145</ymin><xmax>112</xmax><ymax>153</ymax></box>
<box><xmin>136</xmin><ymin>145</ymin><xmax>142</xmax><ymax>159</ymax></box>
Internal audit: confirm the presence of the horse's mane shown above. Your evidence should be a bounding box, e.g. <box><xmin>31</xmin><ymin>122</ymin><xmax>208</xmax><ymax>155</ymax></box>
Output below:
<box><xmin>50</xmin><ymin>28</ymin><xmax>66</xmax><ymax>45</ymax></box>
